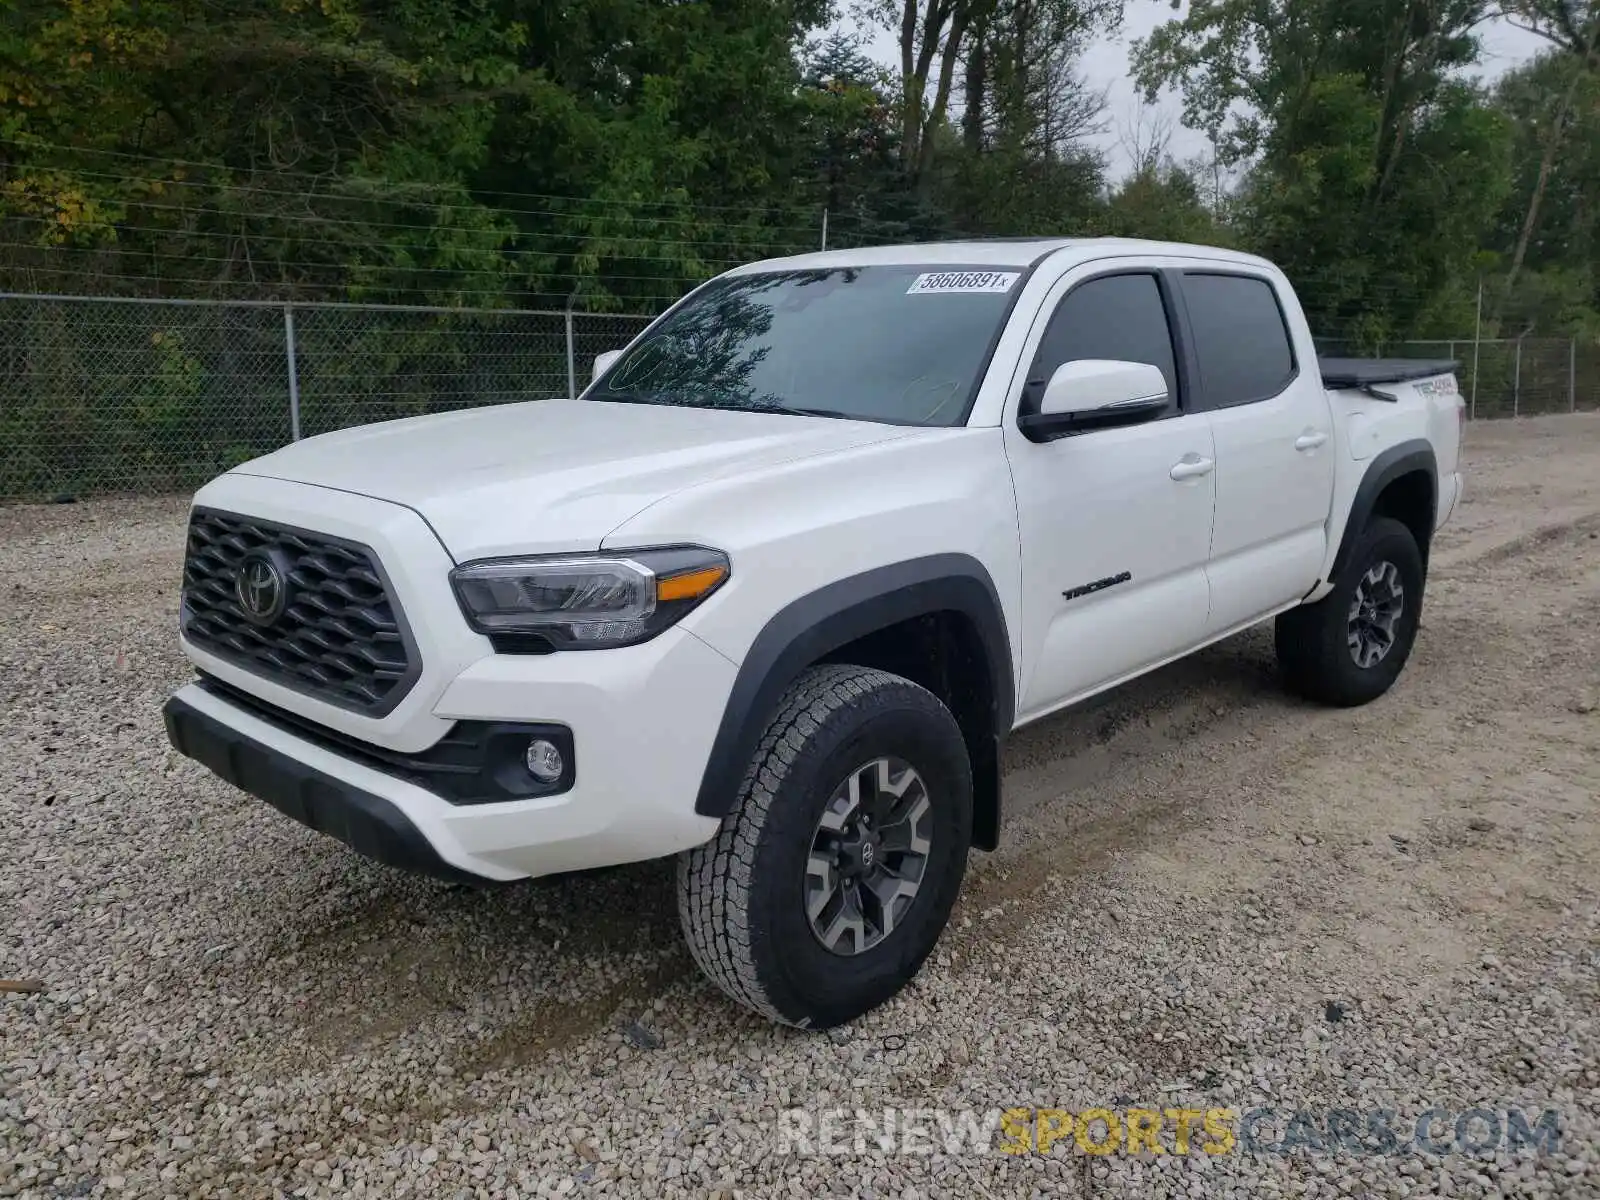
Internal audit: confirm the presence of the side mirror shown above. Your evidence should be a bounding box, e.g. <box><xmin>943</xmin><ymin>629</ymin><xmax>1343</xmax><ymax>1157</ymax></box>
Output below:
<box><xmin>1020</xmin><ymin>359</ymin><xmax>1170</xmax><ymax>441</ymax></box>
<box><xmin>592</xmin><ymin>349</ymin><xmax>624</xmax><ymax>382</ymax></box>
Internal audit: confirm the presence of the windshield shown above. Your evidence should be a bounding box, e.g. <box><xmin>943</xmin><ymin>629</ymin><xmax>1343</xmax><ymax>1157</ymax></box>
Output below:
<box><xmin>585</xmin><ymin>265</ymin><xmax>1023</xmax><ymax>426</ymax></box>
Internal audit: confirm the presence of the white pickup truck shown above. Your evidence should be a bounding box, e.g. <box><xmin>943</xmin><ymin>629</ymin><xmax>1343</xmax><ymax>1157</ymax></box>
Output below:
<box><xmin>163</xmin><ymin>238</ymin><xmax>1464</xmax><ymax>1029</ymax></box>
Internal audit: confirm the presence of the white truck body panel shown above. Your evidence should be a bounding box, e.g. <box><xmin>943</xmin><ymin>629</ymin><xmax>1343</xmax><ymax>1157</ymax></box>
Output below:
<box><xmin>606</xmin><ymin>425</ymin><xmax>1026</xmax><ymax>698</ymax></box>
<box><xmin>164</xmin><ymin>237</ymin><xmax>1464</xmax><ymax>885</ymax></box>
<box><xmin>1308</xmin><ymin>372</ymin><xmax>1464</xmax><ymax>602</ymax></box>
<box><xmin>234</xmin><ymin>397</ymin><xmax>911</xmax><ymax>561</ymax></box>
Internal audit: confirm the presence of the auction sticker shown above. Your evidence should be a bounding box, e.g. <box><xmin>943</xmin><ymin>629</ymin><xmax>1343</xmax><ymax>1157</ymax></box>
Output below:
<box><xmin>907</xmin><ymin>270</ymin><xmax>1020</xmax><ymax>295</ymax></box>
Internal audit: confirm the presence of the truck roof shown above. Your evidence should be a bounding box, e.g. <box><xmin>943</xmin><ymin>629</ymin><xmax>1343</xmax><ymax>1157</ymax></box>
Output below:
<box><xmin>725</xmin><ymin>238</ymin><xmax>1277</xmax><ymax>274</ymax></box>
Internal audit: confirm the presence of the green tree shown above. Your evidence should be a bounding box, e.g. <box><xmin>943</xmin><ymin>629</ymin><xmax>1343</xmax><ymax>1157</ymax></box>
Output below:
<box><xmin>793</xmin><ymin>34</ymin><xmax>916</xmax><ymax>244</ymax></box>
<box><xmin>1104</xmin><ymin>164</ymin><xmax>1229</xmax><ymax>242</ymax></box>
<box><xmin>1487</xmin><ymin>51</ymin><xmax>1600</xmax><ymax>333</ymax></box>
<box><xmin>1491</xmin><ymin>5</ymin><xmax>1600</xmax><ymax>301</ymax></box>
<box><xmin>863</xmin><ymin>0</ymin><xmax>1120</xmax><ymax>196</ymax></box>
<box><xmin>477</xmin><ymin>0</ymin><xmax>830</xmax><ymax>308</ymax></box>
<box><xmin>0</xmin><ymin>0</ymin><xmax>531</xmax><ymax>301</ymax></box>
<box><xmin>0</xmin><ymin>0</ymin><xmax>834</xmax><ymax>307</ymax></box>
<box><xmin>1135</xmin><ymin>0</ymin><xmax>1513</xmax><ymax>344</ymax></box>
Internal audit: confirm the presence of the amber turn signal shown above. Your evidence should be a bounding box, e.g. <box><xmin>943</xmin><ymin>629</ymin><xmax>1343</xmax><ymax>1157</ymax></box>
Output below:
<box><xmin>656</xmin><ymin>564</ymin><xmax>728</xmax><ymax>603</ymax></box>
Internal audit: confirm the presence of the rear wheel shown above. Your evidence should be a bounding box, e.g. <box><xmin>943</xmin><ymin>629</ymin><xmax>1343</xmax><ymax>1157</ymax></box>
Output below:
<box><xmin>1276</xmin><ymin>516</ymin><xmax>1425</xmax><ymax>707</ymax></box>
<box><xmin>678</xmin><ymin>664</ymin><xmax>972</xmax><ymax>1029</ymax></box>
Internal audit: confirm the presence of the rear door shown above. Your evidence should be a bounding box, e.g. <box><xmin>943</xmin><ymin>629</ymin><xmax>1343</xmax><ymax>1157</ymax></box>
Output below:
<box><xmin>1003</xmin><ymin>264</ymin><xmax>1217</xmax><ymax>723</ymax></box>
<box><xmin>1176</xmin><ymin>270</ymin><xmax>1336</xmax><ymax>634</ymax></box>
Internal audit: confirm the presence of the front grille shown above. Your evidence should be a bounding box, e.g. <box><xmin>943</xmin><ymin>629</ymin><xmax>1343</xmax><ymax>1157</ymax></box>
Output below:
<box><xmin>181</xmin><ymin>508</ymin><xmax>420</xmax><ymax>715</ymax></box>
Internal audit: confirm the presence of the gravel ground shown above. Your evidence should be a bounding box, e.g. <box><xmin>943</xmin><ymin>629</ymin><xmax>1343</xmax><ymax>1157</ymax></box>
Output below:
<box><xmin>3</xmin><ymin>414</ymin><xmax>1598</xmax><ymax>1199</ymax></box>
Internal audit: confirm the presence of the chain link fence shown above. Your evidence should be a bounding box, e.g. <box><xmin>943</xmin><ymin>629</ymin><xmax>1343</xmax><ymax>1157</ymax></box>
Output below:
<box><xmin>3</xmin><ymin>294</ymin><xmax>1598</xmax><ymax>502</ymax></box>
<box><xmin>1314</xmin><ymin>337</ymin><xmax>1592</xmax><ymax>420</ymax></box>
<box><xmin>0</xmin><ymin>294</ymin><xmax>651</xmax><ymax>500</ymax></box>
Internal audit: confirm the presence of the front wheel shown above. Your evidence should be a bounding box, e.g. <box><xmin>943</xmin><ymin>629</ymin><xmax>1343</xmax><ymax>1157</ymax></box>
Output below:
<box><xmin>678</xmin><ymin>664</ymin><xmax>973</xmax><ymax>1029</ymax></box>
<box><xmin>1275</xmin><ymin>516</ymin><xmax>1426</xmax><ymax>707</ymax></box>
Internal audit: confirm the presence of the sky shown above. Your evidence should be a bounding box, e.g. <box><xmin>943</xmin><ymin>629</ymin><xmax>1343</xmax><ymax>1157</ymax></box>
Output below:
<box><xmin>849</xmin><ymin>1</ymin><xmax>1551</xmax><ymax>179</ymax></box>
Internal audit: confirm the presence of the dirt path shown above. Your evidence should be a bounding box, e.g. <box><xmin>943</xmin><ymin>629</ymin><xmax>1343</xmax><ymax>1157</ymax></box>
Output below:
<box><xmin>3</xmin><ymin>415</ymin><xmax>1597</xmax><ymax>1199</ymax></box>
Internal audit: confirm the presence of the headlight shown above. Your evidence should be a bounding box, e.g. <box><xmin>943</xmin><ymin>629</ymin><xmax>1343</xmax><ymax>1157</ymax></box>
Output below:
<box><xmin>450</xmin><ymin>546</ymin><xmax>730</xmax><ymax>650</ymax></box>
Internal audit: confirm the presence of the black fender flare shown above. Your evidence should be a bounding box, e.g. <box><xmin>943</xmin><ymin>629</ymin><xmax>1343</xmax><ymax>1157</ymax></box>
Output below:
<box><xmin>1327</xmin><ymin>439</ymin><xmax>1437</xmax><ymax>582</ymax></box>
<box><xmin>693</xmin><ymin>553</ymin><xmax>1015</xmax><ymax>841</ymax></box>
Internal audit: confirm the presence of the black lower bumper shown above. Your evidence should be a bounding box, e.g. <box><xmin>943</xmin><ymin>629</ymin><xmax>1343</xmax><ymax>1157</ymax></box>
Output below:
<box><xmin>162</xmin><ymin>693</ymin><xmax>493</xmax><ymax>885</ymax></box>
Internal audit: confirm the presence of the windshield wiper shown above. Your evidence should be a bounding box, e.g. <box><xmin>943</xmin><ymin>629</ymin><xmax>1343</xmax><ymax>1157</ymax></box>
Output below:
<box><xmin>589</xmin><ymin>390</ymin><xmax>669</xmax><ymax>406</ymax></box>
<box><xmin>591</xmin><ymin>392</ymin><xmax>862</xmax><ymax>422</ymax></box>
<box><xmin>753</xmin><ymin>404</ymin><xmax>861</xmax><ymax>421</ymax></box>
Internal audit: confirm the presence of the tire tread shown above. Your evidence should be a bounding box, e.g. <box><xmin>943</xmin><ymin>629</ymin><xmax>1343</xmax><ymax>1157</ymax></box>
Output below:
<box><xmin>1276</xmin><ymin>516</ymin><xmax>1423</xmax><ymax>707</ymax></box>
<box><xmin>677</xmin><ymin>664</ymin><xmax>927</xmax><ymax>1026</ymax></box>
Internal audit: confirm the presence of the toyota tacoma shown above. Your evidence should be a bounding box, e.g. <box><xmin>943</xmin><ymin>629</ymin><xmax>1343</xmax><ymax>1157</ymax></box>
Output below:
<box><xmin>163</xmin><ymin>238</ymin><xmax>1465</xmax><ymax>1029</ymax></box>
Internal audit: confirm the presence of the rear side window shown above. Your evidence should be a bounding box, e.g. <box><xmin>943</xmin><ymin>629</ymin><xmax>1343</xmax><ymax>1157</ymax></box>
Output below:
<box><xmin>1180</xmin><ymin>273</ymin><xmax>1296</xmax><ymax>406</ymax></box>
<box><xmin>1030</xmin><ymin>272</ymin><xmax>1179</xmax><ymax>409</ymax></box>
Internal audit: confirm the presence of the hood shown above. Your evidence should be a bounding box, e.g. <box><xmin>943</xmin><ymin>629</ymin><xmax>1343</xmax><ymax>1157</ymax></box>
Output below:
<box><xmin>233</xmin><ymin>398</ymin><xmax>909</xmax><ymax>560</ymax></box>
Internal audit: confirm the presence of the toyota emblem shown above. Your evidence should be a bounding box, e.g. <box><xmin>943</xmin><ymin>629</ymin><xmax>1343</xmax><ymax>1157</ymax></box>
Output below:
<box><xmin>235</xmin><ymin>554</ymin><xmax>287</xmax><ymax>625</ymax></box>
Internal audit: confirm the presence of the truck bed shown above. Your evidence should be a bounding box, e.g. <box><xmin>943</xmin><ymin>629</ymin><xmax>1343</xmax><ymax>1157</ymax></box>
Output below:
<box><xmin>1318</xmin><ymin>358</ymin><xmax>1459</xmax><ymax>389</ymax></box>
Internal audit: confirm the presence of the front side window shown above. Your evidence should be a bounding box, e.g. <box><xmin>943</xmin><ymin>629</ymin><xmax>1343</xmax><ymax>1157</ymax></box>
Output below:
<box><xmin>1180</xmin><ymin>273</ymin><xmax>1297</xmax><ymax>406</ymax></box>
<box><xmin>1029</xmin><ymin>272</ymin><xmax>1179</xmax><ymax>410</ymax></box>
<box><xmin>586</xmin><ymin>266</ymin><xmax>1023</xmax><ymax>426</ymax></box>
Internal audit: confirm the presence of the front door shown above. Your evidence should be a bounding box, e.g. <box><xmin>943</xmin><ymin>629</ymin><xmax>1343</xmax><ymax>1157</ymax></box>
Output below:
<box><xmin>1004</xmin><ymin>268</ymin><xmax>1217</xmax><ymax>724</ymax></box>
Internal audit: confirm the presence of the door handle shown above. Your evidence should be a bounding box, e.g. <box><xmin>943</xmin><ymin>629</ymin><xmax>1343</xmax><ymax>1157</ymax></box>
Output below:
<box><xmin>1170</xmin><ymin>454</ymin><xmax>1215</xmax><ymax>481</ymax></box>
<box><xmin>1295</xmin><ymin>430</ymin><xmax>1329</xmax><ymax>451</ymax></box>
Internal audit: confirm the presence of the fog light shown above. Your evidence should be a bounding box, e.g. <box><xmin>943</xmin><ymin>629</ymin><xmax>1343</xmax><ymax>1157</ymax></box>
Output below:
<box><xmin>525</xmin><ymin>738</ymin><xmax>565</xmax><ymax>784</ymax></box>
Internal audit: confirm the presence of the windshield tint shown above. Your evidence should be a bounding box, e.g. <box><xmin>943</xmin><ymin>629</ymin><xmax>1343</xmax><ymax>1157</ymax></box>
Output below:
<box><xmin>586</xmin><ymin>265</ymin><xmax>1023</xmax><ymax>426</ymax></box>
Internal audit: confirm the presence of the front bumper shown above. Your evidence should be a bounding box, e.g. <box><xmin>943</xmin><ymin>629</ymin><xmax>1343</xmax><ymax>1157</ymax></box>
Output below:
<box><xmin>170</xmin><ymin>472</ymin><xmax>740</xmax><ymax>882</ymax></box>
<box><xmin>163</xmin><ymin>692</ymin><xmax>485</xmax><ymax>884</ymax></box>
<box><xmin>165</xmin><ymin>622</ymin><xmax>737</xmax><ymax>882</ymax></box>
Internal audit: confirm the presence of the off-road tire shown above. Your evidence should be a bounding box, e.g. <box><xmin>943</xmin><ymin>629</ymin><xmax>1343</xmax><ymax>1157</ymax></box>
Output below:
<box><xmin>1276</xmin><ymin>516</ymin><xmax>1426</xmax><ymax>707</ymax></box>
<box><xmin>677</xmin><ymin>664</ymin><xmax>973</xmax><ymax>1029</ymax></box>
